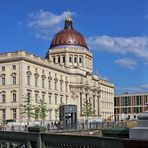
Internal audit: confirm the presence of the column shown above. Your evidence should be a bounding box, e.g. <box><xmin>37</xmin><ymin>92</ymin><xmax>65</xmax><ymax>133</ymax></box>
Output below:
<box><xmin>65</xmin><ymin>53</ymin><xmax>68</xmax><ymax>67</ymax></box>
<box><xmin>83</xmin><ymin>55</ymin><xmax>85</xmax><ymax>69</ymax></box>
<box><xmin>77</xmin><ymin>55</ymin><xmax>80</xmax><ymax>68</ymax></box>
<box><xmin>142</xmin><ymin>96</ymin><xmax>144</xmax><ymax>112</ymax></box>
<box><xmin>130</xmin><ymin>96</ymin><xmax>133</xmax><ymax>114</ymax></box>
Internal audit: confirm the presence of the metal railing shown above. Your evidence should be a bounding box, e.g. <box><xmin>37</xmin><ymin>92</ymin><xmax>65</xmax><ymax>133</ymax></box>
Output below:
<box><xmin>0</xmin><ymin>130</ymin><xmax>147</xmax><ymax>148</ymax></box>
<box><xmin>0</xmin><ymin>121</ymin><xmax>130</xmax><ymax>132</ymax></box>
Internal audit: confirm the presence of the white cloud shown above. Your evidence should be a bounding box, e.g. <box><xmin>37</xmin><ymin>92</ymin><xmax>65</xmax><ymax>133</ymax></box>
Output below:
<box><xmin>87</xmin><ymin>35</ymin><xmax>148</xmax><ymax>59</ymax></box>
<box><xmin>27</xmin><ymin>10</ymin><xmax>75</xmax><ymax>39</ymax></box>
<box><xmin>116</xmin><ymin>84</ymin><xmax>148</xmax><ymax>94</ymax></box>
<box><xmin>114</xmin><ymin>58</ymin><xmax>137</xmax><ymax>69</ymax></box>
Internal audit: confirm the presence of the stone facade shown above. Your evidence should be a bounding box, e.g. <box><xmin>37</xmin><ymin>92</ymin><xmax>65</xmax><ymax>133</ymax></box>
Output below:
<box><xmin>0</xmin><ymin>18</ymin><xmax>114</xmax><ymax>123</ymax></box>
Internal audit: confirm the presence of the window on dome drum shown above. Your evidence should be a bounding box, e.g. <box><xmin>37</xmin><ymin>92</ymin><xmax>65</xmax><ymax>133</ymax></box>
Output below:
<box><xmin>79</xmin><ymin>57</ymin><xmax>82</xmax><ymax>63</ymax></box>
<box><xmin>58</xmin><ymin>56</ymin><xmax>60</xmax><ymax>63</ymax></box>
<box><xmin>69</xmin><ymin>57</ymin><xmax>72</xmax><ymax>63</ymax></box>
<box><xmin>2</xmin><ymin>94</ymin><xmax>6</xmax><ymax>103</ymax></box>
<box><xmin>2</xmin><ymin>66</ymin><xmax>5</xmax><ymax>71</ymax></box>
<box><xmin>74</xmin><ymin>57</ymin><xmax>77</xmax><ymax>63</ymax></box>
<box><xmin>2</xmin><ymin>109</ymin><xmax>6</xmax><ymax>120</ymax></box>
<box><xmin>63</xmin><ymin>56</ymin><xmax>65</xmax><ymax>63</ymax></box>
<box><xmin>53</xmin><ymin>56</ymin><xmax>55</xmax><ymax>63</ymax></box>
<box><xmin>12</xmin><ymin>65</ymin><xmax>16</xmax><ymax>70</ymax></box>
<box><xmin>12</xmin><ymin>109</ymin><xmax>16</xmax><ymax>120</ymax></box>
<box><xmin>12</xmin><ymin>93</ymin><xmax>16</xmax><ymax>102</ymax></box>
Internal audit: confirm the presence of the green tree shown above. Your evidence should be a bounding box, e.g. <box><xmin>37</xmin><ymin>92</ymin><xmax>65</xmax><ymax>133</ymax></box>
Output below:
<box><xmin>82</xmin><ymin>99</ymin><xmax>95</xmax><ymax>122</ymax></box>
<box><xmin>37</xmin><ymin>99</ymin><xmax>49</xmax><ymax>125</ymax></box>
<box><xmin>21</xmin><ymin>94</ymin><xmax>34</xmax><ymax>125</ymax></box>
<box><xmin>34</xmin><ymin>107</ymin><xmax>40</xmax><ymax>121</ymax></box>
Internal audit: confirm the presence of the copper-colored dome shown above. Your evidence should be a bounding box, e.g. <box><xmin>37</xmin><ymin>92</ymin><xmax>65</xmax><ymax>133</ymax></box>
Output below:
<box><xmin>50</xmin><ymin>18</ymin><xmax>88</xmax><ymax>49</ymax></box>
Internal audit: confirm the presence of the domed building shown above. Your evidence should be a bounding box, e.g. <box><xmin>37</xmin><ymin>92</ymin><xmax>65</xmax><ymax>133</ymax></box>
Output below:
<box><xmin>0</xmin><ymin>15</ymin><xmax>114</xmax><ymax>124</ymax></box>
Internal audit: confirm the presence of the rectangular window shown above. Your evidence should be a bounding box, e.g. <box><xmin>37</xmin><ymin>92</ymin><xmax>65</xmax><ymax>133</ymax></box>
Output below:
<box><xmin>74</xmin><ymin>57</ymin><xmax>77</xmax><ymax>63</ymax></box>
<box><xmin>12</xmin><ymin>65</ymin><xmax>16</xmax><ymax>70</ymax></box>
<box><xmin>42</xmin><ymin>94</ymin><xmax>45</xmax><ymax>102</ymax></box>
<box><xmin>2</xmin><ymin>94</ymin><xmax>6</xmax><ymax>103</ymax></box>
<box><xmin>60</xmin><ymin>96</ymin><xmax>63</xmax><ymax>105</ymax></box>
<box><xmin>69</xmin><ymin>57</ymin><xmax>72</xmax><ymax>63</ymax></box>
<box><xmin>53</xmin><ymin>56</ymin><xmax>55</xmax><ymax>63</ymax></box>
<box><xmin>35</xmin><ymin>94</ymin><xmax>38</xmax><ymax>103</ymax></box>
<box><xmin>58</xmin><ymin>56</ymin><xmax>60</xmax><ymax>63</ymax></box>
<box><xmin>2</xmin><ymin>66</ymin><xmax>5</xmax><ymax>71</ymax></box>
<box><xmin>27</xmin><ymin>66</ymin><xmax>30</xmax><ymax>70</ymax></box>
<box><xmin>35</xmin><ymin>77</ymin><xmax>38</xmax><ymax>87</ymax></box>
<box><xmin>13</xmin><ymin>76</ymin><xmax>16</xmax><ymax>85</ymax></box>
<box><xmin>12</xmin><ymin>93</ymin><xmax>16</xmax><ymax>102</ymax></box>
<box><xmin>49</xmin><ymin>80</ymin><xmax>51</xmax><ymax>89</ymax></box>
<box><xmin>2</xmin><ymin>109</ymin><xmax>6</xmax><ymax>120</ymax></box>
<box><xmin>27</xmin><ymin>76</ymin><xmax>30</xmax><ymax>85</ymax></box>
<box><xmin>12</xmin><ymin>109</ymin><xmax>16</xmax><ymax>120</ymax></box>
<box><xmin>55</xmin><ymin>95</ymin><xmax>57</xmax><ymax>105</ymax></box>
<box><xmin>55</xmin><ymin>81</ymin><xmax>57</xmax><ymax>90</ymax></box>
<box><xmin>65</xmin><ymin>83</ymin><xmax>68</xmax><ymax>92</ymax></box>
<box><xmin>63</xmin><ymin>56</ymin><xmax>65</xmax><ymax>63</ymax></box>
<box><xmin>60</xmin><ymin>81</ymin><xmax>62</xmax><ymax>91</ymax></box>
<box><xmin>2</xmin><ymin>77</ymin><xmax>5</xmax><ymax>85</ymax></box>
<box><xmin>42</xmin><ymin>79</ymin><xmax>45</xmax><ymax>88</ymax></box>
<box><xmin>79</xmin><ymin>57</ymin><xmax>82</xmax><ymax>63</ymax></box>
<box><xmin>66</xmin><ymin>97</ymin><xmax>68</xmax><ymax>105</ymax></box>
<box><xmin>35</xmin><ymin>68</ymin><xmax>38</xmax><ymax>72</ymax></box>
<box><xmin>49</xmin><ymin>95</ymin><xmax>52</xmax><ymax>104</ymax></box>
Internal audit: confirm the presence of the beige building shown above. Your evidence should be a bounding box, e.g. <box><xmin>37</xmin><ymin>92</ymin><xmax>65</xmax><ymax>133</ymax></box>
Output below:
<box><xmin>0</xmin><ymin>16</ymin><xmax>114</xmax><ymax>123</ymax></box>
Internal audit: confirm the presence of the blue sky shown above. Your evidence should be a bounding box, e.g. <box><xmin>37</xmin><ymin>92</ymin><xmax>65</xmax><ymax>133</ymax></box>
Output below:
<box><xmin>0</xmin><ymin>0</ymin><xmax>148</xmax><ymax>94</ymax></box>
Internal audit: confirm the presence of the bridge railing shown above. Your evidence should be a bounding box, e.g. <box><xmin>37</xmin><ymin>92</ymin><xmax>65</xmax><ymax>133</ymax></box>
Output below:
<box><xmin>0</xmin><ymin>130</ymin><xmax>147</xmax><ymax>148</ymax></box>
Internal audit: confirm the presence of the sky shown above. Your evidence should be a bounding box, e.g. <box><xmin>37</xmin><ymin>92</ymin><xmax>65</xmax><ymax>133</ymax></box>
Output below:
<box><xmin>0</xmin><ymin>0</ymin><xmax>148</xmax><ymax>94</ymax></box>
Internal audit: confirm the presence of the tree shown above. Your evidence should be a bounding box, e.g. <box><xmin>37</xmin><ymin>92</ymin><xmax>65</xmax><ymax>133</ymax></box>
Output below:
<box><xmin>21</xmin><ymin>94</ymin><xmax>34</xmax><ymax>125</ymax></box>
<box><xmin>37</xmin><ymin>99</ymin><xmax>49</xmax><ymax>125</ymax></box>
<box><xmin>82</xmin><ymin>99</ymin><xmax>95</xmax><ymax>122</ymax></box>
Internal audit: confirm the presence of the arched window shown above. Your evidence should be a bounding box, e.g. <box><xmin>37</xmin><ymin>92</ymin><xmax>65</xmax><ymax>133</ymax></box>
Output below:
<box><xmin>1</xmin><ymin>74</ymin><xmax>6</xmax><ymax>86</ymax></box>
<box><xmin>11</xmin><ymin>73</ymin><xmax>16</xmax><ymax>85</ymax></box>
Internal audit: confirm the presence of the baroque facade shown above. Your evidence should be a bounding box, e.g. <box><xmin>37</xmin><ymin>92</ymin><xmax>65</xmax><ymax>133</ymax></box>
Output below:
<box><xmin>0</xmin><ymin>16</ymin><xmax>114</xmax><ymax>123</ymax></box>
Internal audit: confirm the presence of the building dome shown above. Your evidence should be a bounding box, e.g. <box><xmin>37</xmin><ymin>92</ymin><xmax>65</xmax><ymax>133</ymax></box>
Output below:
<box><xmin>50</xmin><ymin>16</ymin><xmax>88</xmax><ymax>49</ymax></box>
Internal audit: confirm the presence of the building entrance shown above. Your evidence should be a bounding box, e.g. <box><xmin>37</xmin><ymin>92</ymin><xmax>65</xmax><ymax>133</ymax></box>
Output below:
<box><xmin>59</xmin><ymin>105</ymin><xmax>77</xmax><ymax>129</ymax></box>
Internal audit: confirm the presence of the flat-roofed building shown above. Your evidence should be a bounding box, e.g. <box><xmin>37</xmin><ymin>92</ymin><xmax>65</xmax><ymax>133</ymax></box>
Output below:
<box><xmin>114</xmin><ymin>92</ymin><xmax>148</xmax><ymax>121</ymax></box>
